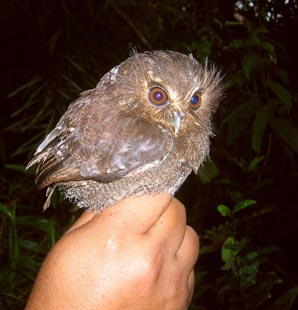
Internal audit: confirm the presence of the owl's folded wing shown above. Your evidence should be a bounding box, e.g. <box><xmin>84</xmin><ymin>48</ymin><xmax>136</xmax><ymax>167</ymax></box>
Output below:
<box><xmin>28</xmin><ymin>112</ymin><xmax>173</xmax><ymax>189</ymax></box>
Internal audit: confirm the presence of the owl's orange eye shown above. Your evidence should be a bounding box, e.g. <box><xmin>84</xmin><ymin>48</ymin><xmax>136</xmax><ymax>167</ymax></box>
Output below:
<box><xmin>148</xmin><ymin>87</ymin><xmax>168</xmax><ymax>107</ymax></box>
<box><xmin>190</xmin><ymin>92</ymin><xmax>202</xmax><ymax>110</ymax></box>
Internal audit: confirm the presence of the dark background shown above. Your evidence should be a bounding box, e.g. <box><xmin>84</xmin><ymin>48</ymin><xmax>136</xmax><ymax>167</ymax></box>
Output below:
<box><xmin>1</xmin><ymin>0</ymin><xmax>298</xmax><ymax>309</ymax></box>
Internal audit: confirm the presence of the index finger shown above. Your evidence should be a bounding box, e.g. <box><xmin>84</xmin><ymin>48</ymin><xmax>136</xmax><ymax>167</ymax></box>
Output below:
<box><xmin>102</xmin><ymin>193</ymin><xmax>172</xmax><ymax>234</ymax></box>
<box><xmin>64</xmin><ymin>193</ymin><xmax>172</xmax><ymax>237</ymax></box>
<box><xmin>146</xmin><ymin>197</ymin><xmax>187</xmax><ymax>253</ymax></box>
<box><xmin>86</xmin><ymin>193</ymin><xmax>173</xmax><ymax>235</ymax></box>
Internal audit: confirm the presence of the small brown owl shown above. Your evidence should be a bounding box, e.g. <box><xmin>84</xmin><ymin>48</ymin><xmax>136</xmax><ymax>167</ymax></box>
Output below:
<box><xmin>27</xmin><ymin>50</ymin><xmax>222</xmax><ymax>211</ymax></box>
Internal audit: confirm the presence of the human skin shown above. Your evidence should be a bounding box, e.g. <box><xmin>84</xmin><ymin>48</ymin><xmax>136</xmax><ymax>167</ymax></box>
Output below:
<box><xmin>26</xmin><ymin>193</ymin><xmax>199</xmax><ymax>310</ymax></box>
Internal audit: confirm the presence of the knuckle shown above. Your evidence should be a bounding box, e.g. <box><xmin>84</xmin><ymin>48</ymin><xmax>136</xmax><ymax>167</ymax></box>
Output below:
<box><xmin>131</xmin><ymin>249</ymin><xmax>162</xmax><ymax>284</ymax></box>
<box><xmin>186</xmin><ymin>226</ymin><xmax>200</xmax><ymax>248</ymax></box>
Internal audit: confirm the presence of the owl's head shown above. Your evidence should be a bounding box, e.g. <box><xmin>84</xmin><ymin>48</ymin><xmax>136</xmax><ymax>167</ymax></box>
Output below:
<box><xmin>98</xmin><ymin>50</ymin><xmax>222</xmax><ymax>137</ymax></box>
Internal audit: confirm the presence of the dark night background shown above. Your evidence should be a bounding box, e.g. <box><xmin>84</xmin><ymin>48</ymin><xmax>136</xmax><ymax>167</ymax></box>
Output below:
<box><xmin>1</xmin><ymin>0</ymin><xmax>298</xmax><ymax>309</ymax></box>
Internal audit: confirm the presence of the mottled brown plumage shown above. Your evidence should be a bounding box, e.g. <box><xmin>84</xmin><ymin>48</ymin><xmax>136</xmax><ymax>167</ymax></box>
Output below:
<box><xmin>27</xmin><ymin>50</ymin><xmax>222</xmax><ymax>211</ymax></box>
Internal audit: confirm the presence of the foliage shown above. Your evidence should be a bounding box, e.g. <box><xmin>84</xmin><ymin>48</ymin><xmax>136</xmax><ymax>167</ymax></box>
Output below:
<box><xmin>190</xmin><ymin>199</ymin><xmax>297</xmax><ymax>309</ymax></box>
<box><xmin>1</xmin><ymin>0</ymin><xmax>297</xmax><ymax>308</ymax></box>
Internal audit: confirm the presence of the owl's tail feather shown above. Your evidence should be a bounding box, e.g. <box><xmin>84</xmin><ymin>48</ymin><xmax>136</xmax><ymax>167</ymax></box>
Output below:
<box><xmin>26</xmin><ymin>149</ymin><xmax>50</xmax><ymax>170</ymax></box>
<box><xmin>43</xmin><ymin>186</ymin><xmax>56</xmax><ymax>211</ymax></box>
<box><xmin>36</xmin><ymin>162</ymin><xmax>81</xmax><ymax>190</ymax></box>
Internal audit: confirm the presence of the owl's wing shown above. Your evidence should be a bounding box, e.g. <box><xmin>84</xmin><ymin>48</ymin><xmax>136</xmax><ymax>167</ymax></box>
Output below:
<box><xmin>28</xmin><ymin>103</ymin><xmax>173</xmax><ymax>189</ymax></box>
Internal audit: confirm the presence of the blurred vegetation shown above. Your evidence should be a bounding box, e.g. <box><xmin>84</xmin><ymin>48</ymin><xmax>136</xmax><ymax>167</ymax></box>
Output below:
<box><xmin>1</xmin><ymin>0</ymin><xmax>298</xmax><ymax>309</ymax></box>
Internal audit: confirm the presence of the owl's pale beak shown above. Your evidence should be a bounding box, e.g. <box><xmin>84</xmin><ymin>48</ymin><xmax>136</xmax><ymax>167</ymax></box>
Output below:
<box><xmin>171</xmin><ymin>111</ymin><xmax>185</xmax><ymax>135</ymax></box>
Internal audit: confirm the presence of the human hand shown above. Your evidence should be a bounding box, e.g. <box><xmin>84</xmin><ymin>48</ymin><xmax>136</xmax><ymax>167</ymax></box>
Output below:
<box><xmin>26</xmin><ymin>193</ymin><xmax>199</xmax><ymax>310</ymax></box>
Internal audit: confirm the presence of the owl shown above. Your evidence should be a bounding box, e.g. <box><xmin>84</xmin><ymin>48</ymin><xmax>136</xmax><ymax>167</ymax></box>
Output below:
<box><xmin>27</xmin><ymin>50</ymin><xmax>222</xmax><ymax>211</ymax></box>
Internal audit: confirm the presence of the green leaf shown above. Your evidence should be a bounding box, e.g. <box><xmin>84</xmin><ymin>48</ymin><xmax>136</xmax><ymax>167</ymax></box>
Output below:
<box><xmin>222</xmin><ymin>102</ymin><xmax>254</xmax><ymax>145</ymax></box>
<box><xmin>63</xmin><ymin>75</ymin><xmax>83</xmax><ymax>92</ymax></box>
<box><xmin>264</xmin><ymin>80</ymin><xmax>292</xmax><ymax>111</ymax></box>
<box><xmin>224</xmin><ymin>21</ymin><xmax>245</xmax><ymax>27</ymax></box>
<box><xmin>16</xmin><ymin>216</ymin><xmax>56</xmax><ymax>233</ymax></box>
<box><xmin>4</xmin><ymin>164</ymin><xmax>27</xmax><ymax>172</ymax></box>
<box><xmin>67</xmin><ymin>58</ymin><xmax>95</xmax><ymax>82</ymax></box>
<box><xmin>7</xmin><ymin>78</ymin><xmax>42</xmax><ymax>98</ymax></box>
<box><xmin>262</xmin><ymin>41</ymin><xmax>277</xmax><ymax>64</ymax></box>
<box><xmin>229</xmin><ymin>189</ymin><xmax>243</xmax><ymax>202</ymax></box>
<box><xmin>233</xmin><ymin>199</ymin><xmax>257</xmax><ymax>214</ymax></box>
<box><xmin>251</xmin><ymin>104</ymin><xmax>270</xmax><ymax>152</ymax></box>
<box><xmin>247</xmin><ymin>34</ymin><xmax>262</xmax><ymax>47</ymax></box>
<box><xmin>221</xmin><ymin>236</ymin><xmax>236</xmax><ymax>269</ymax></box>
<box><xmin>217</xmin><ymin>204</ymin><xmax>232</xmax><ymax>217</ymax></box>
<box><xmin>236</xmin><ymin>252</ymin><xmax>260</xmax><ymax>287</ymax></box>
<box><xmin>0</xmin><ymin>203</ymin><xmax>12</xmax><ymax>218</ymax></box>
<box><xmin>226</xmin><ymin>118</ymin><xmax>248</xmax><ymax>145</ymax></box>
<box><xmin>252</xmin><ymin>26</ymin><xmax>269</xmax><ymax>35</ymax></box>
<box><xmin>221</xmin><ymin>102</ymin><xmax>251</xmax><ymax>127</ymax></box>
<box><xmin>220</xmin><ymin>101</ymin><xmax>255</xmax><ymax>145</ymax></box>
<box><xmin>248</xmin><ymin>155</ymin><xmax>265</xmax><ymax>171</ymax></box>
<box><xmin>10</xmin><ymin>82</ymin><xmax>47</xmax><ymax>118</ymax></box>
<box><xmin>229</xmin><ymin>38</ymin><xmax>245</xmax><ymax>49</ymax></box>
<box><xmin>242</xmin><ymin>52</ymin><xmax>260</xmax><ymax>79</ymax></box>
<box><xmin>275</xmin><ymin>68</ymin><xmax>290</xmax><ymax>84</ymax></box>
<box><xmin>271</xmin><ymin>118</ymin><xmax>298</xmax><ymax>153</ymax></box>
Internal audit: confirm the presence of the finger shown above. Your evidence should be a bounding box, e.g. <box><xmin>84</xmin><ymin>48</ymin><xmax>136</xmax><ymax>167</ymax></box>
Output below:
<box><xmin>65</xmin><ymin>211</ymin><xmax>97</xmax><ymax>234</ymax></box>
<box><xmin>90</xmin><ymin>193</ymin><xmax>173</xmax><ymax>235</ymax></box>
<box><xmin>146</xmin><ymin>197</ymin><xmax>187</xmax><ymax>252</ymax></box>
<box><xmin>176</xmin><ymin>226</ymin><xmax>199</xmax><ymax>269</ymax></box>
<box><xmin>187</xmin><ymin>270</ymin><xmax>196</xmax><ymax>305</ymax></box>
